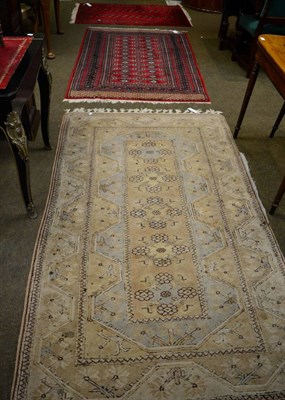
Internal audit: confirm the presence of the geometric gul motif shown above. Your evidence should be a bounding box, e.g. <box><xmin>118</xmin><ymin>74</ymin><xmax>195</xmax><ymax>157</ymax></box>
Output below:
<box><xmin>126</xmin><ymin>139</ymin><xmax>206</xmax><ymax>321</ymax></box>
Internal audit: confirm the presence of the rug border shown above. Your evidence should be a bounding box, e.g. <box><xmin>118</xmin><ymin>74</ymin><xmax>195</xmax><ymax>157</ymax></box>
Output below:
<box><xmin>10</xmin><ymin>116</ymin><xmax>70</xmax><ymax>400</ymax></box>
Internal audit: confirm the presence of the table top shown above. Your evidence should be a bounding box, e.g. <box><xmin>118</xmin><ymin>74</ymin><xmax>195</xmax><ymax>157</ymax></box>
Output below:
<box><xmin>0</xmin><ymin>35</ymin><xmax>44</xmax><ymax>99</ymax></box>
<box><xmin>258</xmin><ymin>34</ymin><xmax>285</xmax><ymax>77</ymax></box>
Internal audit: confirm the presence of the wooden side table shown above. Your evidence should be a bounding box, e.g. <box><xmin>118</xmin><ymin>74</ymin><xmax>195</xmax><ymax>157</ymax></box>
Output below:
<box><xmin>234</xmin><ymin>34</ymin><xmax>285</xmax><ymax>214</ymax></box>
<box><xmin>234</xmin><ymin>34</ymin><xmax>285</xmax><ymax>137</ymax></box>
<box><xmin>0</xmin><ymin>35</ymin><xmax>52</xmax><ymax>218</ymax></box>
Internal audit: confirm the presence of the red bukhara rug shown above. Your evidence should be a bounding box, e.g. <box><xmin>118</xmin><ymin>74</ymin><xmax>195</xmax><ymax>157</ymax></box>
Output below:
<box><xmin>70</xmin><ymin>3</ymin><xmax>192</xmax><ymax>27</ymax></box>
<box><xmin>64</xmin><ymin>28</ymin><xmax>210</xmax><ymax>103</ymax></box>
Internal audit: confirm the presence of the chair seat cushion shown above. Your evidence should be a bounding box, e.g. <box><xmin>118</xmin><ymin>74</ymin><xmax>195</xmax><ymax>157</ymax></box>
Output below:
<box><xmin>239</xmin><ymin>14</ymin><xmax>285</xmax><ymax>36</ymax></box>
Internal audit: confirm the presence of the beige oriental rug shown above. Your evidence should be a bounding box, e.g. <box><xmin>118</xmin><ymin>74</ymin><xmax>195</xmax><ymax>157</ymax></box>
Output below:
<box><xmin>12</xmin><ymin>111</ymin><xmax>285</xmax><ymax>400</ymax></box>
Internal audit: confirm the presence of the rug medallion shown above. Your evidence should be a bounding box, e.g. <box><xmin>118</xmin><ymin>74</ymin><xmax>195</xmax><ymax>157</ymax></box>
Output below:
<box><xmin>65</xmin><ymin>28</ymin><xmax>210</xmax><ymax>103</ymax></box>
<box><xmin>12</xmin><ymin>112</ymin><xmax>285</xmax><ymax>399</ymax></box>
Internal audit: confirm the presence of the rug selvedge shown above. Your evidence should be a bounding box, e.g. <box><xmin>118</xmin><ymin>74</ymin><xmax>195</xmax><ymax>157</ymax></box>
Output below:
<box><xmin>12</xmin><ymin>113</ymin><xmax>285</xmax><ymax>399</ymax></box>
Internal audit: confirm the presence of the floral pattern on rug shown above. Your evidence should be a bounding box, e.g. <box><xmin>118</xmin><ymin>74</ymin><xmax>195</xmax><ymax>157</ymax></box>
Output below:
<box><xmin>12</xmin><ymin>112</ymin><xmax>285</xmax><ymax>400</ymax></box>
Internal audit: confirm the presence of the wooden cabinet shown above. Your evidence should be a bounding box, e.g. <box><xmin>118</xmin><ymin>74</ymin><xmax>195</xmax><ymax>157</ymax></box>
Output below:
<box><xmin>182</xmin><ymin>0</ymin><xmax>222</xmax><ymax>13</ymax></box>
<box><xmin>0</xmin><ymin>0</ymin><xmax>23</xmax><ymax>35</ymax></box>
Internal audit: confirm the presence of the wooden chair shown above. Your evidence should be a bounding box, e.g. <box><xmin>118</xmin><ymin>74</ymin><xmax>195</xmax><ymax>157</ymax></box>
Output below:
<box><xmin>232</xmin><ymin>0</ymin><xmax>285</xmax><ymax>77</ymax></box>
<box><xmin>21</xmin><ymin>0</ymin><xmax>63</xmax><ymax>59</ymax></box>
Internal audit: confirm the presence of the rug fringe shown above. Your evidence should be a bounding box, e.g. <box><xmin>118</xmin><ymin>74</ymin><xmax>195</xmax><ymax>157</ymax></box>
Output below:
<box><xmin>64</xmin><ymin>107</ymin><xmax>222</xmax><ymax>114</ymax></box>
<box><xmin>63</xmin><ymin>98</ymin><xmax>210</xmax><ymax>104</ymax></box>
<box><xmin>67</xmin><ymin>25</ymin><xmax>188</xmax><ymax>33</ymax></box>
<box><xmin>166</xmin><ymin>0</ymin><xmax>182</xmax><ymax>4</ymax></box>
<box><xmin>70</xmin><ymin>2</ymin><xmax>79</xmax><ymax>24</ymax></box>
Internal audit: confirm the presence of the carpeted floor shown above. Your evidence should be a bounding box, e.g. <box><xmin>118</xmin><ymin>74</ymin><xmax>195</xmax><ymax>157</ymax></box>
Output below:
<box><xmin>12</xmin><ymin>111</ymin><xmax>285</xmax><ymax>399</ymax></box>
<box><xmin>0</xmin><ymin>1</ymin><xmax>284</xmax><ymax>400</ymax></box>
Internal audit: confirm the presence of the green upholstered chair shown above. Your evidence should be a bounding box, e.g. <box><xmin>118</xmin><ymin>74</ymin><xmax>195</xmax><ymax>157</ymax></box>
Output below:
<box><xmin>233</xmin><ymin>0</ymin><xmax>285</xmax><ymax>76</ymax></box>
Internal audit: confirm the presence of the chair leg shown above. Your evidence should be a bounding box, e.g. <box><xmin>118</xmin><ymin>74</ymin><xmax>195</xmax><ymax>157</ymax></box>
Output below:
<box><xmin>246</xmin><ymin>42</ymin><xmax>258</xmax><ymax>78</ymax></box>
<box><xmin>270</xmin><ymin>102</ymin><xmax>285</xmax><ymax>138</ymax></box>
<box><xmin>269</xmin><ymin>176</ymin><xmax>285</xmax><ymax>215</ymax></box>
<box><xmin>54</xmin><ymin>0</ymin><xmax>63</xmax><ymax>34</ymax></box>
<box><xmin>218</xmin><ymin>17</ymin><xmax>229</xmax><ymax>50</ymax></box>
<box><xmin>231</xmin><ymin>30</ymin><xmax>245</xmax><ymax>63</ymax></box>
<box><xmin>234</xmin><ymin>61</ymin><xmax>260</xmax><ymax>138</ymax></box>
<box><xmin>39</xmin><ymin>0</ymin><xmax>54</xmax><ymax>59</ymax></box>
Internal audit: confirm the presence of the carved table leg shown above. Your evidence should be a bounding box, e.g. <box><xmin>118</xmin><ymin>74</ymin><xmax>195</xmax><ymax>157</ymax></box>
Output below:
<box><xmin>3</xmin><ymin>111</ymin><xmax>37</xmax><ymax>219</ymax></box>
<box><xmin>234</xmin><ymin>61</ymin><xmax>260</xmax><ymax>139</ymax></box>
<box><xmin>38</xmin><ymin>52</ymin><xmax>52</xmax><ymax>150</ymax></box>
